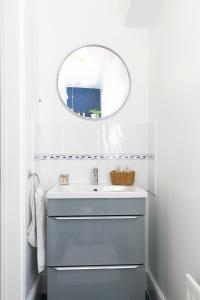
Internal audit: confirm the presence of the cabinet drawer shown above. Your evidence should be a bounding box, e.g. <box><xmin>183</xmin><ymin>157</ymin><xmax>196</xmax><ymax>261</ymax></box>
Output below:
<box><xmin>48</xmin><ymin>265</ymin><xmax>145</xmax><ymax>300</ymax></box>
<box><xmin>47</xmin><ymin>216</ymin><xmax>145</xmax><ymax>266</ymax></box>
<box><xmin>48</xmin><ymin>198</ymin><xmax>145</xmax><ymax>216</ymax></box>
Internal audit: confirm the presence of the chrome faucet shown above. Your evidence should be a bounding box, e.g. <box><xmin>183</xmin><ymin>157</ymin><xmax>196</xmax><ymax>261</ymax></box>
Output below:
<box><xmin>91</xmin><ymin>168</ymin><xmax>98</xmax><ymax>185</ymax></box>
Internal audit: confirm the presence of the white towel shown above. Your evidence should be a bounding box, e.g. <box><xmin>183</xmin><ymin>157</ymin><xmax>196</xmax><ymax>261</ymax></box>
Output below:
<box><xmin>27</xmin><ymin>187</ymin><xmax>46</xmax><ymax>273</ymax></box>
<box><xmin>27</xmin><ymin>189</ymin><xmax>37</xmax><ymax>247</ymax></box>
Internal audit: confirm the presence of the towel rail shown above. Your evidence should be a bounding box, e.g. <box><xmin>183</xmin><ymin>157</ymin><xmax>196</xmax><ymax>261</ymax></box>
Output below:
<box><xmin>186</xmin><ymin>274</ymin><xmax>200</xmax><ymax>300</ymax></box>
<box><xmin>28</xmin><ymin>170</ymin><xmax>40</xmax><ymax>185</ymax></box>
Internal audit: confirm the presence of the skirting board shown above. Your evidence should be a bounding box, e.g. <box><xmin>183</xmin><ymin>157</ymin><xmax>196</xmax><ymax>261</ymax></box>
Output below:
<box><xmin>27</xmin><ymin>275</ymin><xmax>41</xmax><ymax>300</ymax></box>
<box><xmin>147</xmin><ymin>270</ymin><xmax>167</xmax><ymax>300</ymax></box>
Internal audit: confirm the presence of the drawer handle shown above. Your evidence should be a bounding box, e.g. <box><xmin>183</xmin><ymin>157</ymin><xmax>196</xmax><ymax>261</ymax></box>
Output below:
<box><xmin>53</xmin><ymin>265</ymin><xmax>140</xmax><ymax>271</ymax></box>
<box><xmin>52</xmin><ymin>216</ymin><xmax>139</xmax><ymax>220</ymax></box>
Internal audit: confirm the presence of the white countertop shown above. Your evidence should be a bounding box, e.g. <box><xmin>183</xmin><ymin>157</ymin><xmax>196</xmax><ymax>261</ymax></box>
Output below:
<box><xmin>47</xmin><ymin>184</ymin><xmax>147</xmax><ymax>199</ymax></box>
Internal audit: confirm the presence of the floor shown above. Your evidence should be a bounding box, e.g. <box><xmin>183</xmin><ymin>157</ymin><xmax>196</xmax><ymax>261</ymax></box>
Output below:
<box><xmin>41</xmin><ymin>293</ymin><xmax>151</xmax><ymax>299</ymax></box>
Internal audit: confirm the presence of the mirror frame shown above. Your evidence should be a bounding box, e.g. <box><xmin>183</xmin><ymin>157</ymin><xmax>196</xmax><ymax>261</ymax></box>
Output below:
<box><xmin>57</xmin><ymin>44</ymin><xmax>131</xmax><ymax>120</ymax></box>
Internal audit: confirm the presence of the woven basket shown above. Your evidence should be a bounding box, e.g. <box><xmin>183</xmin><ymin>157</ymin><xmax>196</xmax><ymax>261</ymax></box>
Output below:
<box><xmin>110</xmin><ymin>170</ymin><xmax>135</xmax><ymax>186</ymax></box>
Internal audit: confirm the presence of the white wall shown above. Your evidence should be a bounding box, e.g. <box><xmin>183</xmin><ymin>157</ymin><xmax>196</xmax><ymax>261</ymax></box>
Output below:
<box><xmin>36</xmin><ymin>0</ymin><xmax>150</xmax><ymax>190</ymax></box>
<box><xmin>24</xmin><ymin>0</ymin><xmax>39</xmax><ymax>298</ymax></box>
<box><xmin>0</xmin><ymin>0</ymin><xmax>36</xmax><ymax>298</ymax></box>
<box><xmin>37</xmin><ymin>0</ymin><xmax>148</xmax><ymax>124</ymax></box>
<box><xmin>148</xmin><ymin>0</ymin><xmax>200</xmax><ymax>299</ymax></box>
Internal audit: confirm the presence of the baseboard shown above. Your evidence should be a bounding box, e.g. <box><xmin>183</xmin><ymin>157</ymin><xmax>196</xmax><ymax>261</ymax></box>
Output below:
<box><xmin>147</xmin><ymin>270</ymin><xmax>167</xmax><ymax>300</ymax></box>
<box><xmin>27</xmin><ymin>276</ymin><xmax>41</xmax><ymax>300</ymax></box>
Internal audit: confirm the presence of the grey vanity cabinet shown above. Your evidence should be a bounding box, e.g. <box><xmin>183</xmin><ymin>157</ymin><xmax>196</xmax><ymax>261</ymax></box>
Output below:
<box><xmin>47</xmin><ymin>197</ymin><xmax>146</xmax><ymax>300</ymax></box>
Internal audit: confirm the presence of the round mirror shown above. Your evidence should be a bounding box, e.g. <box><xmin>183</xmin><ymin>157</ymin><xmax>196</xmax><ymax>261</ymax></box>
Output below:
<box><xmin>57</xmin><ymin>45</ymin><xmax>131</xmax><ymax>119</ymax></box>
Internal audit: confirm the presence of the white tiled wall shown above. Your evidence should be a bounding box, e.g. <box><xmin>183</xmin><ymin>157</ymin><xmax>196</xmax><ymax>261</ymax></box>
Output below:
<box><xmin>35</xmin><ymin>122</ymin><xmax>154</xmax><ymax>191</ymax></box>
<box><xmin>35</xmin><ymin>122</ymin><xmax>149</xmax><ymax>154</ymax></box>
<box><xmin>148</xmin><ymin>122</ymin><xmax>157</xmax><ymax>195</ymax></box>
<box><xmin>35</xmin><ymin>159</ymin><xmax>149</xmax><ymax>191</ymax></box>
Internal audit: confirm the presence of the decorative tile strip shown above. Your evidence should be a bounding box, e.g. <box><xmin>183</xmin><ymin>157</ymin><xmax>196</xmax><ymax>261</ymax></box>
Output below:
<box><xmin>34</xmin><ymin>153</ymin><xmax>155</xmax><ymax>161</ymax></box>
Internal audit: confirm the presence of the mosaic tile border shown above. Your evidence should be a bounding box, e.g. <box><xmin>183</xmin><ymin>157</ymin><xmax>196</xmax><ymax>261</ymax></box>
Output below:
<box><xmin>34</xmin><ymin>153</ymin><xmax>155</xmax><ymax>161</ymax></box>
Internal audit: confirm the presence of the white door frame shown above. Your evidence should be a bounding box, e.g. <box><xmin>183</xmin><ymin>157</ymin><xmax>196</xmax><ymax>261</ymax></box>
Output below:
<box><xmin>1</xmin><ymin>0</ymin><xmax>26</xmax><ymax>299</ymax></box>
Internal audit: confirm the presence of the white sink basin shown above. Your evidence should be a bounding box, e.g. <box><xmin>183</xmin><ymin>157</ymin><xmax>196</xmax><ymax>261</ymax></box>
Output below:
<box><xmin>101</xmin><ymin>185</ymin><xmax>133</xmax><ymax>192</ymax></box>
<box><xmin>47</xmin><ymin>184</ymin><xmax>147</xmax><ymax>199</ymax></box>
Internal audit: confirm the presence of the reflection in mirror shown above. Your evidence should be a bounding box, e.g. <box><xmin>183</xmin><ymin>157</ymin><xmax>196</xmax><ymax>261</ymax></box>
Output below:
<box><xmin>58</xmin><ymin>45</ymin><xmax>130</xmax><ymax>119</ymax></box>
